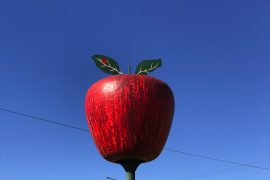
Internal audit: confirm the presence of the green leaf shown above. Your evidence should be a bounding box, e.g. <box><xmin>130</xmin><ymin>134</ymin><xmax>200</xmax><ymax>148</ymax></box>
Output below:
<box><xmin>135</xmin><ymin>59</ymin><xmax>162</xmax><ymax>75</ymax></box>
<box><xmin>91</xmin><ymin>55</ymin><xmax>123</xmax><ymax>75</ymax></box>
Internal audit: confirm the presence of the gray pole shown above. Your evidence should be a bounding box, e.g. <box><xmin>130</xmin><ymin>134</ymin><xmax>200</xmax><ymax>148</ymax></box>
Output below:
<box><xmin>126</xmin><ymin>171</ymin><xmax>135</xmax><ymax>180</ymax></box>
<box><xmin>120</xmin><ymin>160</ymin><xmax>141</xmax><ymax>180</ymax></box>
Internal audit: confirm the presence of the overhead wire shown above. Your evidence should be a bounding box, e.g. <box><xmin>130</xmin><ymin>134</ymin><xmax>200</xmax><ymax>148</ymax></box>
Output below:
<box><xmin>0</xmin><ymin>107</ymin><xmax>88</xmax><ymax>132</ymax></box>
<box><xmin>165</xmin><ymin>148</ymin><xmax>270</xmax><ymax>171</ymax></box>
<box><xmin>1</xmin><ymin>106</ymin><xmax>269</xmax><ymax>172</ymax></box>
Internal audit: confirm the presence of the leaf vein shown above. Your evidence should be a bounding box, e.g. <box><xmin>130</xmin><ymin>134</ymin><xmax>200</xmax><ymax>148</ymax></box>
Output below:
<box><xmin>97</xmin><ymin>58</ymin><xmax>123</xmax><ymax>74</ymax></box>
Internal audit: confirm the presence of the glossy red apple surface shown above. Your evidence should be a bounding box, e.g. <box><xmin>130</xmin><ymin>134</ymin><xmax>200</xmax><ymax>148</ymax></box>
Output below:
<box><xmin>85</xmin><ymin>74</ymin><xmax>174</xmax><ymax>163</ymax></box>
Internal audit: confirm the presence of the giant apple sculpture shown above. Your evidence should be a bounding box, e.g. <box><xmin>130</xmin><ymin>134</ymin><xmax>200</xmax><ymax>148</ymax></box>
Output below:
<box><xmin>85</xmin><ymin>55</ymin><xmax>174</xmax><ymax>180</ymax></box>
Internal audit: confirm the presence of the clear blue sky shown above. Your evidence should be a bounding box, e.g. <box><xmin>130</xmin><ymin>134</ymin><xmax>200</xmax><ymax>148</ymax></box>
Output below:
<box><xmin>1</xmin><ymin>0</ymin><xmax>270</xmax><ymax>179</ymax></box>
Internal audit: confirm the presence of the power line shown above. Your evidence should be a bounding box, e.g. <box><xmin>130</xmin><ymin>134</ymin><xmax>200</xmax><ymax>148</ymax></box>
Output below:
<box><xmin>0</xmin><ymin>107</ymin><xmax>88</xmax><ymax>132</ymax></box>
<box><xmin>1</xmin><ymin>106</ymin><xmax>270</xmax><ymax>172</ymax></box>
<box><xmin>106</xmin><ymin>177</ymin><xmax>116</xmax><ymax>180</ymax></box>
<box><xmin>165</xmin><ymin>148</ymin><xmax>270</xmax><ymax>171</ymax></box>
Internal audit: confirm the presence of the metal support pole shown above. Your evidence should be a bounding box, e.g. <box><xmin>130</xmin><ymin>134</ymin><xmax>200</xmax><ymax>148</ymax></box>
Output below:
<box><xmin>119</xmin><ymin>160</ymin><xmax>142</xmax><ymax>180</ymax></box>
<box><xmin>126</xmin><ymin>171</ymin><xmax>135</xmax><ymax>180</ymax></box>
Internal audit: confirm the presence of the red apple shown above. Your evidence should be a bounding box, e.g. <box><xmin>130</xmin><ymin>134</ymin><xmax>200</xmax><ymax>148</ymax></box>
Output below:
<box><xmin>85</xmin><ymin>74</ymin><xmax>174</xmax><ymax>164</ymax></box>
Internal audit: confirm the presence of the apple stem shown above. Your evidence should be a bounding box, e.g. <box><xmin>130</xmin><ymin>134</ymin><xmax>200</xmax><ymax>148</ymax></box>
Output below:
<box><xmin>128</xmin><ymin>65</ymin><xmax>131</xmax><ymax>74</ymax></box>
